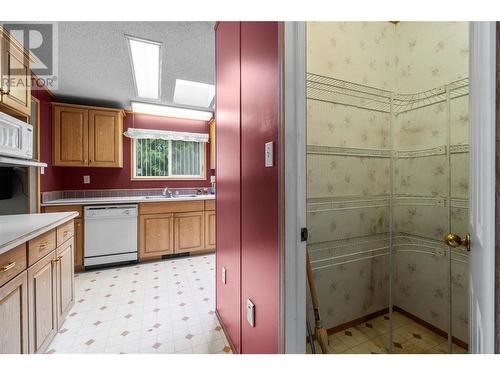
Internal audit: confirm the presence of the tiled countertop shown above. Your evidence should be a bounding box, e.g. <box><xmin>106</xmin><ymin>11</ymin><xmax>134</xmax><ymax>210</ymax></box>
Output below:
<box><xmin>41</xmin><ymin>194</ymin><xmax>215</xmax><ymax>206</ymax></box>
<box><xmin>0</xmin><ymin>212</ymin><xmax>79</xmax><ymax>255</ymax></box>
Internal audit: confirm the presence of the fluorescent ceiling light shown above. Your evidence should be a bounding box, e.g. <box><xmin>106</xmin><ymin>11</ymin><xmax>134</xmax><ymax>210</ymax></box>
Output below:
<box><xmin>126</xmin><ymin>35</ymin><xmax>161</xmax><ymax>100</ymax></box>
<box><xmin>173</xmin><ymin>79</ymin><xmax>215</xmax><ymax>108</ymax></box>
<box><xmin>131</xmin><ymin>102</ymin><xmax>213</xmax><ymax>121</ymax></box>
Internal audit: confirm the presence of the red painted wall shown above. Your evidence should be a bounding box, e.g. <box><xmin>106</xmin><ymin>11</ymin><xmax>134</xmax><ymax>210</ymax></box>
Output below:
<box><xmin>215</xmin><ymin>21</ymin><xmax>242</xmax><ymax>354</ymax></box>
<box><xmin>37</xmin><ymin>104</ymin><xmax>214</xmax><ymax>191</ymax></box>
<box><xmin>32</xmin><ymin>86</ymin><xmax>64</xmax><ymax>192</ymax></box>
<box><xmin>240</xmin><ymin>21</ymin><xmax>280</xmax><ymax>354</ymax></box>
<box><xmin>215</xmin><ymin>21</ymin><xmax>281</xmax><ymax>354</ymax></box>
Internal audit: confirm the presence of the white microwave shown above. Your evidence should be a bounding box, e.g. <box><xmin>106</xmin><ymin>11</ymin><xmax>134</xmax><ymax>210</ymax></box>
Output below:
<box><xmin>0</xmin><ymin>111</ymin><xmax>33</xmax><ymax>159</ymax></box>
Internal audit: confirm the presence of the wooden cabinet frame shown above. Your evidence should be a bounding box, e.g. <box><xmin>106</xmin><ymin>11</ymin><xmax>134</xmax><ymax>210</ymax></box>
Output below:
<box><xmin>53</xmin><ymin>103</ymin><xmax>123</xmax><ymax>168</ymax></box>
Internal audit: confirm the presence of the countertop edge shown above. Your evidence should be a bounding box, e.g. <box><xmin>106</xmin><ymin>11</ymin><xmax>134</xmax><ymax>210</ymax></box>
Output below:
<box><xmin>0</xmin><ymin>212</ymin><xmax>79</xmax><ymax>255</ymax></box>
<box><xmin>41</xmin><ymin>195</ymin><xmax>216</xmax><ymax>207</ymax></box>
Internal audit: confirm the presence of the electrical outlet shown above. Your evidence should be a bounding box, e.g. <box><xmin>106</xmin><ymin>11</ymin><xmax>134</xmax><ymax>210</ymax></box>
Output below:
<box><xmin>246</xmin><ymin>299</ymin><xmax>255</xmax><ymax>327</ymax></box>
<box><xmin>40</xmin><ymin>166</ymin><xmax>45</xmax><ymax>175</ymax></box>
<box><xmin>222</xmin><ymin>267</ymin><xmax>226</xmax><ymax>284</ymax></box>
<box><xmin>83</xmin><ymin>175</ymin><xmax>90</xmax><ymax>184</ymax></box>
<box><xmin>265</xmin><ymin>141</ymin><xmax>273</xmax><ymax>167</ymax></box>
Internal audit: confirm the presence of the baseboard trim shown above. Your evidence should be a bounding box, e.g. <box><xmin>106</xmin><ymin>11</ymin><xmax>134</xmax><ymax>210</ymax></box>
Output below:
<box><xmin>393</xmin><ymin>306</ymin><xmax>468</xmax><ymax>350</ymax></box>
<box><xmin>309</xmin><ymin>306</ymin><xmax>468</xmax><ymax>351</ymax></box>
<box><xmin>215</xmin><ymin>309</ymin><xmax>238</xmax><ymax>354</ymax></box>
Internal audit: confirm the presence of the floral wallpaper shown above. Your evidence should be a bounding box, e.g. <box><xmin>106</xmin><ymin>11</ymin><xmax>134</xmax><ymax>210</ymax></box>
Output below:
<box><xmin>307</xmin><ymin>21</ymin><xmax>469</xmax><ymax>346</ymax></box>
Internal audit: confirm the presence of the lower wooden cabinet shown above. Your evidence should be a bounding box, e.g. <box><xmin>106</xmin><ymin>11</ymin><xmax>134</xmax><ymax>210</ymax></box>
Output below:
<box><xmin>139</xmin><ymin>213</ymin><xmax>174</xmax><ymax>260</ymax></box>
<box><xmin>27</xmin><ymin>250</ymin><xmax>58</xmax><ymax>354</ymax></box>
<box><xmin>205</xmin><ymin>210</ymin><xmax>216</xmax><ymax>250</ymax></box>
<box><xmin>174</xmin><ymin>211</ymin><xmax>205</xmax><ymax>253</ymax></box>
<box><xmin>55</xmin><ymin>239</ymin><xmax>75</xmax><ymax>326</ymax></box>
<box><xmin>74</xmin><ymin>219</ymin><xmax>84</xmax><ymax>271</ymax></box>
<box><xmin>0</xmin><ymin>271</ymin><xmax>28</xmax><ymax>354</ymax></box>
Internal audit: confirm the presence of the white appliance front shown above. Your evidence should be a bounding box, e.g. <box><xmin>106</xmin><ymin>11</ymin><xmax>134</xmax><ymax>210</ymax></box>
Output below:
<box><xmin>0</xmin><ymin>111</ymin><xmax>33</xmax><ymax>159</ymax></box>
<box><xmin>84</xmin><ymin>205</ymin><xmax>138</xmax><ymax>267</ymax></box>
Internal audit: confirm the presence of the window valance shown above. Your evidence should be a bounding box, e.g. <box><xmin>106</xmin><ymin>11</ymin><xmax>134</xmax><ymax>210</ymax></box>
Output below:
<box><xmin>123</xmin><ymin>128</ymin><xmax>209</xmax><ymax>143</ymax></box>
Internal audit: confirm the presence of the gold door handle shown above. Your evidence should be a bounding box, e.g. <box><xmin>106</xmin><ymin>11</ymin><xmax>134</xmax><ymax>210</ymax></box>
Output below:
<box><xmin>0</xmin><ymin>262</ymin><xmax>16</xmax><ymax>272</ymax></box>
<box><xmin>444</xmin><ymin>233</ymin><xmax>470</xmax><ymax>251</ymax></box>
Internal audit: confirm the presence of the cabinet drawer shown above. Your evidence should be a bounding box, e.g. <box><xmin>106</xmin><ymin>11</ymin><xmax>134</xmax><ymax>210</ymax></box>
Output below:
<box><xmin>57</xmin><ymin>220</ymin><xmax>74</xmax><ymax>247</ymax></box>
<box><xmin>28</xmin><ymin>230</ymin><xmax>56</xmax><ymax>266</ymax></box>
<box><xmin>0</xmin><ymin>244</ymin><xmax>27</xmax><ymax>288</ymax></box>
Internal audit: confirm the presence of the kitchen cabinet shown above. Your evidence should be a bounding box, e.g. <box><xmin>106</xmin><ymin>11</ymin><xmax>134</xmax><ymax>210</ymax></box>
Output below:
<box><xmin>55</xmin><ymin>239</ymin><xmax>74</xmax><ymax>326</ymax></box>
<box><xmin>0</xmin><ymin>28</ymin><xmax>31</xmax><ymax>117</ymax></box>
<box><xmin>27</xmin><ymin>250</ymin><xmax>58</xmax><ymax>354</ymax></box>
<box><xmin>0</xmin><ymin>217</ymin><xmax>75</xmax><ymax>354</ymax></box>
<box><xmin>74</xmin><ymin>219</ymin><xmax>84</xmax><ymax>271</ymax></box>
<box><xmin>174</xmin><ymin>211</ymin><xmax>205</xmax><ymax>253</ymax></box>
<box><xmin>42</xmin><ymin>205</ymin><xmax>84</xmax><ymax>271</ymax></box>
<box><xmin>53</xmin><ymin>103</ymin><xmax>124</xmax><ymax>167</ymax></box>
<box><xmin>89</xmin><ymin>109</ymin><xmax>123</xmax><ymax>167</ymax></box>
<box><xmin>139</xmin><ymin>213</ymin><xmax>174</xmax><ymax>260</ymax></box>
<box><xmin>138</xmin><ymin>199</ymin><xmax>215</xmax><ymax>260</ymax></box>
<box><xmin>205</xmin><ymin>210</ymin><xmax>216</xmax><ymax>250</ymax></box>
<box><xmin>0</xmin><ymin>271</ymin><xmax>29</xmax><ymax>354</ymax></box>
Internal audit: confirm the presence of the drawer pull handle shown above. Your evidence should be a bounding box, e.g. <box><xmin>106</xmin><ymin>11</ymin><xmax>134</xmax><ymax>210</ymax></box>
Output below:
<box><xmin>63</xmin><ymin>230</ymin><xmax>69</xmax><ymax>236</ymax></box>
<box><xmin>0</xmin><ymin>262</ymin><xmax>16</xmax><ymax>272</ymax></box>
<box><xmin>39</xmin><ymin>241</ymin><xmax>49</xmax><ymax>249</ymax></box>
<box><xmin>51</xmin><ymin>256</ymin><xmax>63</xmax><ymax>264</ymax></box>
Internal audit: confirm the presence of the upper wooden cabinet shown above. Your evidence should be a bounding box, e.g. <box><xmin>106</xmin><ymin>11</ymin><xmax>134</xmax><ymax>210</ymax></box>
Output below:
<box><xmin>53</xmin><ymin>103</ymin><xmax>124</xmax><ymax>167</ymax></box>
<box><xmin>0</xmin><ymin>28</ymin><xmax>31</xmax><ymax>117</ymax></box>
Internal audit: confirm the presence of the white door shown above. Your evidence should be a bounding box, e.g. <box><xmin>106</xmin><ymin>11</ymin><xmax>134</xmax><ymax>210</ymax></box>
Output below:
<box><xmin>469</xmin><ymin>21</ymin><xmax>496</xmax><ymax>354</ymax></box>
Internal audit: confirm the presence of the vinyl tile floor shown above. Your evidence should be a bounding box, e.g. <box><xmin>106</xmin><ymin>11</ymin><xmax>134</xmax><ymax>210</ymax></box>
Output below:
<box><xmin>307</xmin><ymin>311</ymin><xmax>468</xmax><ymax>354</ymax></box>
<box><xmin>46</xmin><ymin>253</ymin><xmax>232</xmax><ymax>354</ymax></box>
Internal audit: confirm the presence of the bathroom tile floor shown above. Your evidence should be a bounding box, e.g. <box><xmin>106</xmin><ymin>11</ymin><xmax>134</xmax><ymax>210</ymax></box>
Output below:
<box><xmin>307</xmin><ymin>311</ymin><xmax>468</xmax><ymax>354</ymax></box>
<box><xmin>46</xmin><ymin>253</ymin><xmax>232</xmax><ymax>354</ymax></box>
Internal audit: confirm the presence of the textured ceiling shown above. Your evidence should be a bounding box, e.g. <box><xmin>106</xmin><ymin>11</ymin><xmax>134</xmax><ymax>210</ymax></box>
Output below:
<box><xmin>54</xmin><ymin>22</ymin><xmax>215</xmax><ymax>110</ymax></box>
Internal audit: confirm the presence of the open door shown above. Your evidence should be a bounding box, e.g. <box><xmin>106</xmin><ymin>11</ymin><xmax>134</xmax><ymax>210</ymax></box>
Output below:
<box><xmin>468</xmin><ymin>21</ymin><xmax>496</xmax><ymax>354</ymax></box>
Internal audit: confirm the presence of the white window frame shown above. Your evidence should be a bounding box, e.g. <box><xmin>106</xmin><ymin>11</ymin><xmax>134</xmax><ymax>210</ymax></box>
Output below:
<box><xmin>131</xmin><ymin>138</ymin><xmax>206</xmax><ymax>181</ymax></box>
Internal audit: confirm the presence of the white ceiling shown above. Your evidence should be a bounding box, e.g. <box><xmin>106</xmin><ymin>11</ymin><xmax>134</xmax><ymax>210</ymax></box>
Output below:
<box><xmin>53</xmin><ymin>22</ymin><xmax>215</xmax><ymax>110</ymax></box>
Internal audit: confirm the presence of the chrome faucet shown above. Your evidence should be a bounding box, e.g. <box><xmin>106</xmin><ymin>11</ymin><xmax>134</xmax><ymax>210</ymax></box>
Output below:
<box><xmin>162</xmin><ymin>187</ymin><xmax>172</xmax><ymax>197</ymax></box>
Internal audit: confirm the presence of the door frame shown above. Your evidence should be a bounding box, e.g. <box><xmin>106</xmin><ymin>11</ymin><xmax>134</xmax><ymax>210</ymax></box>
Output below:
<box><xmin>283</xmin><ymin>21</ymin><xmax>307</xmax><ymax>354</ymax></box>
<box><xmin>283</xmin><ymin>20</ymin><xmax>498</xmax><ymax>354</ymax></box>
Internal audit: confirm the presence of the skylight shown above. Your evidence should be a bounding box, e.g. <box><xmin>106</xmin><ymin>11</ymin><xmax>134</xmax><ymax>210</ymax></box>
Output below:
<box><xmin>126</xmin><ymin>35</ymin><xmax>162</xmax><ymax>100</ymax></box>
<box><xmin>173</xmin><ymin>79</ymin><xmax>215</xmax><ymax>108</ymax></box>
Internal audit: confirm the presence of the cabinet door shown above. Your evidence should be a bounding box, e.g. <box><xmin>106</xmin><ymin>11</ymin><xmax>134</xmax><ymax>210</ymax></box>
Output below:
<box><xmin>0</xmin><ymin>271</ymin><xmax>28</xmax><ymax>354</ymax></box>
<box><xmin>74</xmin><ymin>218</ymin><xmax>84</xmax><ymax>271</ymax></box>
<box><xmin>28</xmin><ymin>250</ymin><xmax>57</xmax><ymax>354</ymax></box>
<box><xmin>88</xmin><ymin>110</ymin><xmax>123</xmax><ymax>167</ymax></box>
<box><xmin>53</xmin><ymin>105</ymin><xmax>89</xmax><ymax>166</ymax></box>
<box><xmin>56</xmin><ymin>240</ymin><xmax>74</xmax><ymax>326</ymax></box>
<box><xmin>139</xmin><ymin>214</ymin><xmax>174</xmax><ymax>260</ymax></box>
<box><xmin>205</xmin><ymin>210</ymin><xmax>216</xmax><ymax>250</ymax></box>
<box><xmin>174</xmin><ymin>211</ymin><xmax>205</xmax><ymax>253</ymax></box>
<box><xmin>0</xmin><ymin>36</ymin><xmax>31</xmax><ymax>116</ymax></box>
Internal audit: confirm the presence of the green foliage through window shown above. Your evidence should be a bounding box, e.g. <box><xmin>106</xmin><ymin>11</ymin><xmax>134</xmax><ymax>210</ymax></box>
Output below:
<box><xmin>134</xmin><ymin>138</ymin><xmax>203</xmax><ymax>178</ymax></box>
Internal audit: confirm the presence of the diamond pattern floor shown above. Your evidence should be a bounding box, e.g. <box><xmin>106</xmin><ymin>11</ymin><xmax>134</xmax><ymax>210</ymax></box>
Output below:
<box><xmin>307</xmin><ymin>311</ymin><xmax>468</xmax><ymax>354</ymax></box>
<box><xmin>46</xmin><ymin>253</ymin><xmax>232</xmax><ymax>354</ymax></box>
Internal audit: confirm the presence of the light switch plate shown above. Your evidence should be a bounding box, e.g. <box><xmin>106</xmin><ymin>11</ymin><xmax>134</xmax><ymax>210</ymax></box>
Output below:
<box><xmin>246</xmin><ymin>299</ymin><xmax>255</xmax><ymax>327</ymax></box>
<box><xmin>83</xmin><ymin>175</ymin><xmax>90</xmax><ymax>184</ymax></box>
<box><xmin>222</xmin><ymin>267</ymin><xmax>226</xmax><ymax>284</ymax></box>
<box><xmin>265</xmin><ymin>141</ymin><xmax>273</xmax><ymax>167</ymax></box>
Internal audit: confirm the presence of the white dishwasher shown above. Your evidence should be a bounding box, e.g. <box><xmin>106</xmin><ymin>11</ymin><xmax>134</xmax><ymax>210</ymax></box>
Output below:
<box><xmin>84</xmin><ymin>204</ymin><xmax>138</xmax><ymax>268</ymax></box>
